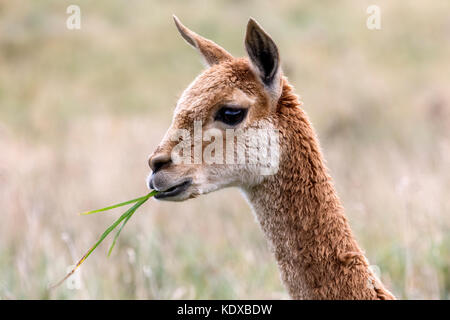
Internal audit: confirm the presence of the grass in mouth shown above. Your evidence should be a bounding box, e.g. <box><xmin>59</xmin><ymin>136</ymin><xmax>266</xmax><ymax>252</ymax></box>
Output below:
<box><xmin>51</xmin><ymin>190</ymin><xmax>158</xmax><ymax>289</ymax></box>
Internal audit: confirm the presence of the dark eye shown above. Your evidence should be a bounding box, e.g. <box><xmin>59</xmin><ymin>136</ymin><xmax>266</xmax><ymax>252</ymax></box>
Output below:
<box><xmin>214</xmin><ymin>106</ymin><xmax>248</xmax><ymax>126</ymax></box>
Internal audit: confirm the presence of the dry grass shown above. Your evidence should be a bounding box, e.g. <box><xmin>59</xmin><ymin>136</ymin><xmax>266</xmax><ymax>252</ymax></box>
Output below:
<box><xmin>0</xmin><ymin>0</ymin><xmax>449</xmax><ymax>299</ymax></box>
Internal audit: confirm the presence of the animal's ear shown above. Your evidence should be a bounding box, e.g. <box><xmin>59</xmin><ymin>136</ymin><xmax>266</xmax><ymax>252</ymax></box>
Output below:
<box><xmin>173</xmin><ymin>15</ymin><xmax>233</xmax><ymax>66</ymax></box>
<box><xmin>245</xmin><ymin>18</ymin><xmax>281</xmax><ymax>97</ymax></box>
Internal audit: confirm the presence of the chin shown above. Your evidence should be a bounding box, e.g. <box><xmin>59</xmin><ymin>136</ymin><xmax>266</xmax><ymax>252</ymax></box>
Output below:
<box><xmin>154</xmin><ymin>191</ymin><xmax>193</xmax><ymax>202</ymax></box>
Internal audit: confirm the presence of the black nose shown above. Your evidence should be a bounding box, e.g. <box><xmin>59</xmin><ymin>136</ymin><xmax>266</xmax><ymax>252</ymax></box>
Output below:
<box><xmin>149</xmin><ymin>154</ymin><xmax>172</xmax><ymax>173</ymax></box>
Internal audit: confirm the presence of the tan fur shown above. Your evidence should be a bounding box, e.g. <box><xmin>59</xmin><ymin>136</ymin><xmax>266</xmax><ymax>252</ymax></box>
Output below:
<box><xmin>244</xmin><ymin>80</ymin><xmax>395</xmax><ymax>299</ymax></box>
<box><xmin>148</xmin><ymin>17</ymin><xmax>396</xmax><ymax>299</ymax></box>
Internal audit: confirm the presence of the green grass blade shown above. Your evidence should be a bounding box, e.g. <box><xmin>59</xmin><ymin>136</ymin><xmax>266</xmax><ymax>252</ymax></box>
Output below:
<box><xmin>51</xmin><ymin>204</ymin><xmax>137</xmax><ymax>289</ymax></box>
<box><xmin>81</xmin><ymin>200</ymin><xmax>144</xmax><ymax>262</ymax></box>
<box><xmin>50</xmin><ymin>190</ymin><xmax>158</xmax><ymax>289</ymax></box>
<box><xmin>79</xmin><ymin>194</ymin><xmax>149</xmax><ymax>215</ymax></box>
<box><xmin>107</xmin><ymin>199</ymin><xmax>144</xmax><ymax>257</ymax></box>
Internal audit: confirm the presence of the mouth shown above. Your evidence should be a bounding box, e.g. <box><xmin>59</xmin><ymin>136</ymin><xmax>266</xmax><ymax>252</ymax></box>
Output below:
<box><xmin>154</xmin><ymin>178</ymin><xmax>192</xmax><ymax>200</ymax></box>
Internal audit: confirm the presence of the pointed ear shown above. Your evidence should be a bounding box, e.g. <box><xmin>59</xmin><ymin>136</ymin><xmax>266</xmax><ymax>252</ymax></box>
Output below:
<box><xmin>173</xmin><ymin>15</ymin><xmax>233</xmax><ymax>66</ymax></box>
<box><xmin>245</xmin><ymin>18</ymin><xmax>281</xmax><ymax>97</ymax></box>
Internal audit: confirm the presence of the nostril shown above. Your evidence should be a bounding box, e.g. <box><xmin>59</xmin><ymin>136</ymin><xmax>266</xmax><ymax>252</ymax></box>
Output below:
<box><xmin>148</xmin><ymin>177</ymin><xmax>154</xmax><ymax>190</ymax></box>
<box><xmin>150</xmin><ymin>154</ymin><xmax>172</xmax><ymax>173</ymax></box>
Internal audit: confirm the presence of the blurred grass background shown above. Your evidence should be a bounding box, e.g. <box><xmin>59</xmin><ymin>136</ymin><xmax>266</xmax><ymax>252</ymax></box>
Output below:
<box><xmin>0</xmin><ymin>0</ymin><xmax>449</xmax><ymax>299</ymax></box>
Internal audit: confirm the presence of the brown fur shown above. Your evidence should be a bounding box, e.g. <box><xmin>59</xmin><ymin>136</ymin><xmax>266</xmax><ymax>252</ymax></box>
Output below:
<box><xmin>148</xmin><ymin>17</ymin><xmax>396</xmax><ymax>300</ymax></box>
<box><xmin>245</xmin><ymin>80</ymin><xmax>395</xmax><ymax>299</ymax></box>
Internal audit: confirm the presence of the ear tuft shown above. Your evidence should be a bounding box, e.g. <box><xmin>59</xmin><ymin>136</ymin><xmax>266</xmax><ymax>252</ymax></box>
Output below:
<box><xmin>245</xmin><ymin>18</ymin><xmax>280</xmax><ymax>88</ymax></box>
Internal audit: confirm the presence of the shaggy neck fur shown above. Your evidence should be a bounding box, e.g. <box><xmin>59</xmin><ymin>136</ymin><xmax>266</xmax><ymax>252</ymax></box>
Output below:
<box><xmin>244</xmin><ymin>80</ymin><xmax>395</xmax><ymax>300</ymax></box>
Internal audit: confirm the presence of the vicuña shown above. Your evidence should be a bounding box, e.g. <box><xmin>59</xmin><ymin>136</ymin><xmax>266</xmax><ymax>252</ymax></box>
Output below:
<box><xmin>147</xmin><ymin>16</ymin><xmax>395</xmax><ymax>300</ymax></box>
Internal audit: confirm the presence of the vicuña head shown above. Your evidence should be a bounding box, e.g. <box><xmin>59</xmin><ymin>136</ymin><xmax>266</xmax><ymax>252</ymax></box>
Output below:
<box><xmin>147</xmin><ymin>16</ymin><xmax>395</xmax><ymax>300</ymax></box>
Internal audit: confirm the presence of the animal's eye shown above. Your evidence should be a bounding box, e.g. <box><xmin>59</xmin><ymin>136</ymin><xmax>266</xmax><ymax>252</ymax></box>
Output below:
<box><xmin>214</xmin><ymin>106</ymin><xmax>248</xmax><ymax>126</ymax></box>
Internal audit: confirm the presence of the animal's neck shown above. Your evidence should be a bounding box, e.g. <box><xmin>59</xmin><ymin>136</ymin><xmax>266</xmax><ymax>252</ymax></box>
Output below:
<box><xmin>243</xmin><ymin>81</ymin><xmax>394</xmax><ymax>300</ymax></box>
